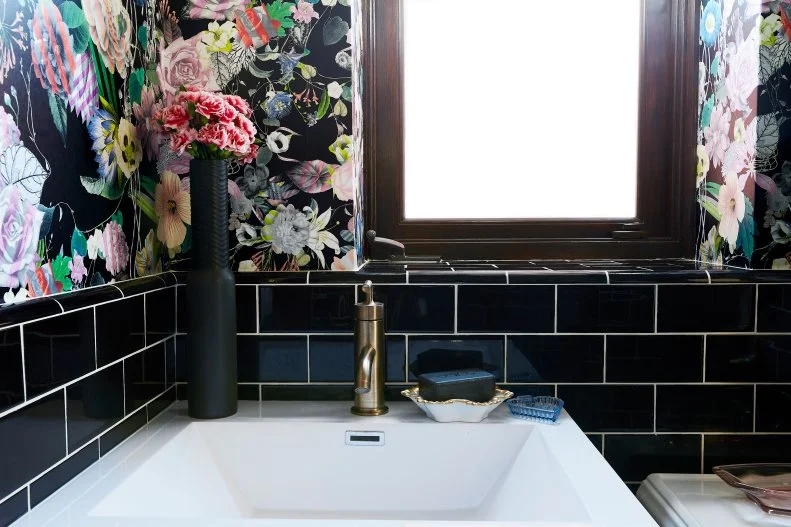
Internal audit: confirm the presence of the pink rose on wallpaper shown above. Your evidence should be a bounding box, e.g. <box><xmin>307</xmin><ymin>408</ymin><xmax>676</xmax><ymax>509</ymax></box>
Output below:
<box><xmin>0</xmin><ymin>186</ymin><xmax>44</xmax><ymax>289</ymax></box>
<box><xmin>290</xmin><ymin>1</ymin><xmax>319</xmax><ymax>23</ymax></box>
<box><xmin>188</xmin><ymin>0</ymin><xmax>246</xmax><ymax>21</ymax></box>
<box><xmin>331</xmin><ymin>161</ymin><xmax>354</xmax><ymax>202</ymax></box>
<box><xmin>704</xmin><ymin>103</ymin><xmax>731</xmax><ymax>168</ymax></box>
<box><xmin>0</xmin><ymin>106</ymin><xmax>21</xmax><ymax>151</ymax></box>
<box><xmin>103</xmin><ymin>221</ymin><xmax>129</xmax><ymax>276</ymax></box>
<box><xmin>157</xmin><ymin>35</ymin><xmax>219</xmax><ymax>98</ymax></box>
<box><xmin>726</xmin><ymin>35</ymin><xmax>759</xmax><ymax>113</ymax></box>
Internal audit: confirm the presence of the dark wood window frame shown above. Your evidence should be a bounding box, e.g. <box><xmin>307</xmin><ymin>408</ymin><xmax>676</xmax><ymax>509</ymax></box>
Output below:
<box><xmin>362</xmin><ymin>0</ymin><xmax>698</xmax><ymax>259</ymax></box>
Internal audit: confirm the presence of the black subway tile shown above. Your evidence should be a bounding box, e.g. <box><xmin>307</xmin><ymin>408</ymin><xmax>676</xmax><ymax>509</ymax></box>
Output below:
<box><xmin>176</xmin><ymin>286</ymin><xmax>186</xmax><ymax>333</ymax></box>
<box><xmin>234</xmin><ymin>272</ymin><xmax>307</xmax><ymax>284</ymax></box>
<box><xmin>57</xmin><ymin>285</ymin><xmax>122</xmax><ymax>312</ymax></box>
<box><xmin>0</xmin><ymin>488</ymin><xmax>27</xmax><ymax>526</ymax></box>
<box><xmin>757</xmin><ymin>284</ymin><xmax>791</xmax><ymax>332</ymax></box>
<box><xmin>606</xmin><ymin>336</ymin><xmax>703</xmax><ymax>382</ymax></box>
<box><xmin>165</xmin><ymin>338</ymin><xmax>175</xmax><ymax>387</ymax></box>
<box><xmin>586</xmin><ymin>433</ymin><xmax>603</xmax><ymax>452</ymax></box>
<box><xmin>604</xmin><ymin>434</ymin><xmax>701</xmax><ymax>482</ymax></box>
<box><xmin>235</xmin><ymin>286</ymin><xmax>257</xmax><ymax>333</ymax></box>
<box><xmin>656</xmin><ymin>385</ymin><xmax>753</xmax><ymax>432</ymax></box>
<box><xmin>508</xmin><ymin>271</ymin><xmax>607</xmax><ymax>284</ymax></box>
<box><xmin>408</xmin><ymin>336</ymin><xmax>504</xmax><ymax>381</ymax></box>
<box><xmin>608</xmin><ymin>271</ymin><xmax>709</xmax><ymax>284</ymax></box>
<box><xmin>386</xmin><ymin>336</ymin><xmax>407</xmax><ymax>383</ymax></box>
<box><xmin>261</xmin><ymin>385</ymin><xmax>353</xmax><ymax>401</ymax></box>
<box><xmin>237</xmin><ymin>336</ymin><xmax>307</xmax><ymax>382</ymax></box>
<box><xmin>556</xmin><ymin>385</ymin><xmax>654</xmax><ymax>432</ymax></box>
<box><xmin>658</xmin><ymin>285</ymin><xmax>755</xmax><ymax>332</ymax></box>
<box><xmin>30</xmin><ymin>440</ymin><xmax>99</xmax><ymax>507</ymax></box>
<box><xmin>24</xmin><ymin>309</ymin><xmax>95</xmax><ymax>398</ymax></box>
<box><xmin>0</xmin><ymin>297</ymin><xmax>62</xmax><ymax>329</ymax></box>
<box><xmin>175</xmin><ymin>335</ymin><xmax>186</xmax><ymax>382</ymax></box>
<box><xmin>259</xmin><ymin>286</ymin><xmax>354</xmax><ymax>333</ymax></box>
<box><xmin>704</xmin><ymin>435</ymin><xmax>791</xmax><ymax>472</ymax></box>
<box><xmin>503</xmin><ymin>384</ymin><xmax>555</xmax><ymax>397</ymax></box>
<box><xmin>507</xmin><ymin>336</ymin><xmax>603</xmax><ymax>382</ymax></box>
<box><xmin>755</xmin><ymin>385</ymin><xmax>791</xmax><ymax>432</ymax></box>
<box><xmin>112</xmin><ymin>275</ymin><xmax>166</xmax><ymax>296</ymax></box>
<box><xmin>99</xmin><ymin>408</ymin><xmax>146</xmax><ymax>456</ymax></box>
<box><xmin>368</xmin><ymin>286</ymin><xmax>454</xmax><ymax>333</ymax></box>
<box><xmin>0</xmin><ymin>392</ymin><xmax>65</xmax><ymax>498</ymax></box>
<box><xmin>557</xmin><ymin>286</ymin><xmax>655</xmax><ymax>333</ymax></box>
<box><xmin>237</xmin><ymin>385</ymin><xmax>260</xmax><ymax>401</ymax></box>
<box><xmin>458</xmin><ymin>286</ymin><xmax>554</xmax><ymax>333</ymax></box>
<box><xmin>96</xmin><ymin>296</ymin><xmax>145</xmax><ymax>366</ymax></box>
<box><xmin>147</xmin><ymin>387</ymin><xmax>176</xmax><ymax>419</ymax></box>
<box><xmin>409</xmin><ymin>271</ymin><xmax>506</xmax><ymax>284</ymax></box>
<box><xmin>124</xmin><ymin>344</ymin><xmax>166</xmax><ymax>414</ymax></box>
<box><xmin>161</xmin><ymin>272</ymin><xmax>179</xmax><ymax>286</ymax></box>
<box><xmin>0</xmin><ymin>327</ymin><xmax>23</xmax><ymax>413</ymax></box>
<box><xmin>67</xmin><ymin>364</ymin><xmax>124</xmax><ymax>452</ymax></box>
<box><xmin>145</xmin><ymin>288</ymin><xmax>175</xmax><ymax>344</ymax></box>
<box><xmin>309</xmin><ymin>336</ymin><xmax>353</xmax><ymax>382</ymax></box>
<box><xmin>706</xmin><ymin>335</ymin><xmax>791</xmax><ymax>382</ymax></box>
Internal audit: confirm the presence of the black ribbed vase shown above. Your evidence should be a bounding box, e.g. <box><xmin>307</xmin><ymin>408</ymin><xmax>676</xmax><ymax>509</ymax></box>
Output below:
<box><xmin>187</xmin><ymin>159</ymin><xmax>237</xmax><ymax>419</ymax></box>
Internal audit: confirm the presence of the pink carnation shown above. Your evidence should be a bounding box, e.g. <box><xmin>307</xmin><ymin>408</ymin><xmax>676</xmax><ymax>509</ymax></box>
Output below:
<box><xmin>171</xmin><ymin>128</ymin><xmax>197</xmax><ymax>154</ymax></box>
<box><xmin>195</xmin><ymin>94</ymin><xmax>225</xmax><ymax>118</ymax></box>
<box><xmin>225</xmin><ymin>95</ymin><xmax>252</xmax><ymax>117</ymax></box>
<box><xmin>236</xmin><ymin>115</ymin><xmax>256</xmax><ymax>140</ymax></box>
<box><xmin>197</xmin><ymin>123</ymin><xmax>230</xmax><ymax>149</ymax></box>
<box><xmin>218</xmin><ymin>103</ymin><xmax>238</xmax><ymax>124</ymax></box>
<box><xmin>240</xmin><ymin>143</ymin><xmax>258</xmax><ymax>165</ymax></box>
<box><xmin>161</xmin><ymin>105</ymin><xmax>190</xmax><ymax>130</ymax></box>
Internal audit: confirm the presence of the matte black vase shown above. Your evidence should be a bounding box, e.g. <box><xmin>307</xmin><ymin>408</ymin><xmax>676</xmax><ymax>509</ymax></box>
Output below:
<box><xmin>187</xmin><ymin>159</ymin><xmax>237</xmax><ymax>419</ymax></box>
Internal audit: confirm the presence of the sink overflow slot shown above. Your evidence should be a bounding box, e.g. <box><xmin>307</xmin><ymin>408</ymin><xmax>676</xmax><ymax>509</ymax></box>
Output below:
<box><xmin>345</xmin><ymin>431</ymin><xmax>385</xmax><ymax>446</ymax></box>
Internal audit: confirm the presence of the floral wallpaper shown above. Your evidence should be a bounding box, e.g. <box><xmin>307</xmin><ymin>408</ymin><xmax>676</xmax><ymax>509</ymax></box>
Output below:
<box><xmin>0</xmin><ymin>0</ymin><xmax>362</xmax><ymax>305</ymax></box>
<box><xmin>696</xmin><ymin>0</ymin><xmax>791</xmax><ymax>269</ymax></box>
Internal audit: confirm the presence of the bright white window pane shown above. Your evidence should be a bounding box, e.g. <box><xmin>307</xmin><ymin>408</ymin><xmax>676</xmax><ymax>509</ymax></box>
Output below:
<box><xmin>403</xmin><ymin>0</ymin><xmax>641</xmax><ymax>220</ymax></box>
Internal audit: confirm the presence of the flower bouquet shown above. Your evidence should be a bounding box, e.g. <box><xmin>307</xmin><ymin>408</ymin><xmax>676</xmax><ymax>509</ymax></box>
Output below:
<box><xmin>157</xmin><ymin>87</ymin><xmax>259</xmax><ymax>162</ymax></box>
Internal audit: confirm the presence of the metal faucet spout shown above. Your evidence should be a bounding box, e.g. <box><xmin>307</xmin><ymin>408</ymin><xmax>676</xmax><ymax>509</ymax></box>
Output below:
<box><xmin>354</xmin><ymin>346</ymin><xmax>376</xmax><ymax>394</ymax></box>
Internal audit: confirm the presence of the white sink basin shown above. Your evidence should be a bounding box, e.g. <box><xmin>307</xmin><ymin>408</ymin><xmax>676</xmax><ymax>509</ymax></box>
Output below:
<box><xmin>13</xmin><ymin>402</ymin><xmax>656</xmax><ymax>526</ymax></box>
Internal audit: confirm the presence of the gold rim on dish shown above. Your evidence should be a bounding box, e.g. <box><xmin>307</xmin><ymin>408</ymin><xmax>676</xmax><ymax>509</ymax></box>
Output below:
<box><xmin>401</xmin><ymin>386</ymin><xmax>513</xmax><ymax>406</ymax></box>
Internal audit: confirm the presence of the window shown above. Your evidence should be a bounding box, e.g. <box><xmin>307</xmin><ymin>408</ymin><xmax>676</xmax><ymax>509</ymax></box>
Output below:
<box><xmin>362</xmin><ymin>0</ymin><xmax>698</xmax><ymax>259</ymax></box>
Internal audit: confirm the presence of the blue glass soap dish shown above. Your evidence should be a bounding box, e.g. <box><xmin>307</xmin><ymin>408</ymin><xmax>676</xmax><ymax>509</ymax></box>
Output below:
<box><xmin>507</xmin><ymin>396</ymin><xmax>564</xmax><ymax>423</ymax></box>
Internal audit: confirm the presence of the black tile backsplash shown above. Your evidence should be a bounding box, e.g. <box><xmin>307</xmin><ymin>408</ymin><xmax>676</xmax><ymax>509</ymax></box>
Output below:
<box><xmin>95</xmin><ymin>295</ymin><xmax>145</xmax><ymax>366</ymax></box>
<box><xmin>0</xmin><ymin>274</ymin><xmax>177</xmax><ymax>522</ymax></box>
<box><xmin>24</xmin><ymin>308</ymin><xmax>95</xmax><ymax>397</ymax></box>
<box><xmin>67</xmin><ymin>363</ymin><xmax>124</xmax><ymax>451</ymax></box>
<box><xmin>259</xmin><ymin>286</ymin><xmax>354</xmax><ymax>333</ymax></box>
<box><xmin>0</xmin><ymin>327</ymin><xmax>23</xmax><ymax>412</ymax></box>
<box><xmin>556</xmin><ymin>285</ymin><xmax>655</xmax><ymax>333</ymax></box>
<box><xmin>0</xmin><ymin>262</ymin><xmax>789</xmax><ymax>517</ymax></box>
<box><xmin>606</xmin><ymin>336</ymin><xmax>704</xmax><ymax>382</ymax></box>
<box><xmin>658</xmin><ymin>285</ymin><xmax>756</xmax><ymax>332</ymax></box>
<box><xmin>757</xmin><ymin>284</ymin><xmax>791</xmax><ymax>332</ymax></box>
<box><xmin>371</xmin><ymin>285</ymin><xmax>454</xmax><ymax>333</ymax></box>
<box><xmin>0</xmin><ymin>392</ymin><xmax>65</xmax><ymax>498</ymax></box>
<box><xmin>507</xmin><ymin>336</ymin><xmax>604</xmax><ymax>382</ymax></box>
<box><xmin>408</xmin><ymin>336</ymin><xmax>504</xmax><ymax>381</ymax></box>
<box><xmin>237</xmin><ymin>336</ymin><xmax>308</xmax><ymax>382</ymax></box>
<box><xmin>556</xmin><ymin>385</ymin><xmax>654</xmax><ymax>432</ymax></box>
<box><xmin>458</xmin><ymin>286</ymin><xmax>554</xmax><ymax>333</ymax></box>
<box><xmin>706</xmin><ymin>335</ymin><xmax>791</xmax><ymax>382</ymax></box>
<box><xmin>656</xmin><ymin>385</ymin><xmax>753</xmax><ymax>432</ymax></box>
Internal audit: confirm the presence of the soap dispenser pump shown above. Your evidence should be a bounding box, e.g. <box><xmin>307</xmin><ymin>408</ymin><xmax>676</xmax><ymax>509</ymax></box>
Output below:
<box><xmin>352</xmin><ymin>281</ymin><xmax>388</xmax><ymax>416</ymax></box>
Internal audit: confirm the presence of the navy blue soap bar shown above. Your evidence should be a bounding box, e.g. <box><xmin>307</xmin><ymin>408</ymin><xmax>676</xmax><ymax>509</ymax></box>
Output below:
<box><xmin>417</xmin><ymin>369</ymin><xmax>496</xmax><ymax>403</ymax></box>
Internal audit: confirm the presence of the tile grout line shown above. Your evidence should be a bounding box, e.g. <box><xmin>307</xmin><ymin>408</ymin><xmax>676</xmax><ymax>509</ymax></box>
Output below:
<box><xmin>306</xmin><ymin>335</ymin><xmax>311</xmax><ymax>383</ymax></box>
<box><xmin>63</xmin><ymin>388</ymin><xmax>69</xmax><ymax>455</ymax></box>
<box><xmin>603</xmin><ymin>335</ymin><xmax>607</xmax><ymax>383</ymax></box>
<box><xmin>702</xmin><ymin>335</ymin><xmax>707</xmax><ymax>382</ymax></box>
<box><xmin>700</xmin><ymin>434</ymin><xmax>705</xmax><ymax>474</ymax></box>
<box><xmin>404</xmin><ymin>335</ymin><xmax>409</xmax><ymax>382</ymax></box>
<box><xmin>753</xmin><ymin>384</ymin><xmax>757</xmax><ymax>433</ymax></box>
<box><xmin>0</xmin><ymin>334</ymin><xmax>174</xmax><ymax>421</ymax></box>
<box><xmin>553</xmin><ymin>285</ymin><xmax>558</xmax><ymax>333</ymax></box>
<box><xmin>19</xmin><ymin>326</ymin><xmax>26</xmax><ymax>401</ymax></box>
<box><xmin>26</xmin><ymin>486</ymin><xmax>30</xmax><ymax>513</ymax></box>
<box><xmin>505</xmin><ymin>271</ymin><xmax>509</xmax><ymax>285</ymax></box>
<box><xmin>704</xmin><ymin>270</ymin><xmax>712</xmax><ymax>285</ymax></box>
<box><xmin>654</xmin><ymin>285</ymin><xmax>658</xmax><ymax>333</ymax></box>
<box><xmin>122</xmin><ymin>360</ymin><xmax>127</xmax><ymax>417</ymax></box>
<box><xmin>92</xmin><ymin>307</ymin><xmax>98</xmax><ymax>369</ymax></box>
<box><xmin>255</xmin><ymin>286</ymin><xmax>260</xmax><ymax>334</ymax></box>
<box><xmin>453</xmin><ymin>285</ymin><xmax>458</xmax><ymax>334</ymax></box>
<box><xmin>604</xmin><ymin>271</ymin><xmax>610</xmax><ymax>285</ymax></box>
<box><xmin>143</xmin><ymin>293</ymin><xmax>148</xmax><ymax>348</ymax></box>
<box><xmin>754</xmin><ymin>284</ymin><xmax>759</xmax><ymax>332</ymax></box>
<box><xmin>653</xmin><ymin>384</ymin><xmax>657</xmax><ymax>433</ymax></box>
<box><xmin>503</xmin><ymin>335</ymin><xmax>508</xmax><ymax>383</ymax></box>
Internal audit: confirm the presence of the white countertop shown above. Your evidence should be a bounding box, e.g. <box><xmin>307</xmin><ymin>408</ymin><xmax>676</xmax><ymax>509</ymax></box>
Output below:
<box><xmin>12</xmin><ymin>401</ymin><xmax>656</xmax><ymax>527</ymax></box>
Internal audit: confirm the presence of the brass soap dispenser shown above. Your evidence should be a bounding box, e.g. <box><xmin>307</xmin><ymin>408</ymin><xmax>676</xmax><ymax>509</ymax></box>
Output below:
<box><xmin>351</xmin><ymin>281</ymin><xmax>388</xmax><ymax>416</ymax></box>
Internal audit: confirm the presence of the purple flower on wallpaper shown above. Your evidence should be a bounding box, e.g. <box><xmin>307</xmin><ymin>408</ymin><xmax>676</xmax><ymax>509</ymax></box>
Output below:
<box><xmin>68</xmin><ymin>254</ymin><xmax>87</xmax><ymax>283</ymax></box>
<box><xmin>102</xmin><ymin>221</ymin><xmax>129</xmax><ymax>276</ymax></box>
<box><xmin>704</xmin><ymin>103</ymin><xmax>731</xmax><ymax>168</ymax></box>
<box><xmin>0</xmin><ymin>106</ymin><xmax>21</xmax><ymax>151</ymax></box>
<box><xmin>0</xmin><ymin>186</ymin><xmax>44</xmax><ymax>289</ymax></box>
<box><xmin>290</xmin><ymin>1</ymin><xmax>319</xmax><ymax>24</ymax></box>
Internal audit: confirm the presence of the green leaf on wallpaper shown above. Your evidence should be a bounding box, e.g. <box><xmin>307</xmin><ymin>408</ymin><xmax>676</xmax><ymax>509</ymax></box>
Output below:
<box><xmin>80</xmin><ymin>174</ymin><xmax>125</xmax><ymax>200</ymax></box>
<box><xmin>341</xmin><ymin>85</ymin><xmax>352</xmax><ymax>102</ymax></box>
<box><xmin>333</xmin><ymin>99</ymin><xmax>348</xmax><ymax>117</ymax></box>
<box><xmin>70</xmin><ymin>23</ymin><xmax>90</xmax><ymax>54</ymax></box>
<box><xmin>129</xmin><ymin>68</ymin><xmax>145</xmax><ymax>104</ymax></box>
<box><xmin>700</xmin><ymin>96</ymin><xmax>714</xmax><ymax>129</ymax></box>
<box><xmin>248</xmin><ymin>62</ymin><xmax>273</xmax><ymax>79</ymax></box>
<box><xmin>3</xmin><ymin>93</ymin><xmax>10</xmax><ymax>108</ymax></box>
<box><xmin>297</xmin><ymin>63</ymin><xmax>316</xmax><ymax>79</ymax></box>
<box><xmin>51</xmin><ymin>254</ymin><xmax>73</xmax><ymax>292</ymax></box>
<box><xmin>705</xmin><ymin>182</ymin><xmax>721</xmax><ymax>197</ymax></box>
<box><xmin>146</xmin><ymin>69</ymin><xmax>160</xmax><ymax>86</ymax></box>
<box><xmin>338</xmin><ymin>0</ymin><xmax>350</xmax><ymax>5</ymax></box>
<box><xmin>267</xmin><ymin>0</ymin><xmax>296</xmax><ymax>36</ymax></box>
<box><xmin>698</xmin><ymin>195</ymin><xmax>722</xmax><ymax>221</ymax></box>
<box><xmin>59</xmin><ymin>1</ymin><xmax>86</xmax><ymax>28</ymax></box>
<box><xmin>340</xmin><ymin>230</ymin><xmax>354</xmax><ymax>243</ymax></box>
<box><xmin>710</xmin><ymin>56</ymin><xmax>719</xmax><ymax>77</ymax></box>
<box><xmin>137</xmin><ymin>25</ymin><xmax>148</xmax><ymax>50</ymax></box>
<box><xmin>111</xmin><ymin>210</ymin><xmax>123</xmax><ymax>227</ymax></box>
<box><xmin>257</xmin><ymin>146</ymin><xmax>273</xmax><ymax>166</ymax></box>
<box><xmin>135</xmin><ymin>192</ymin><xmax>158</xmax><ymax>223</ymax></box>
<box><xmin>316</xmin><ymin>89</ymin><xmax>330</xmax><ymax>119</ymax></box>
<box><xmin>737</xmin><ymin>209</ymin><xmax>755</xmax><ymax>259</ymax></box>
<box><xmin>48</xmin><ymin>91</ymin><xmax>68</xmax><ymax>148</ymax></box>
<box><xmin>140</xmin><ymin>175</ymin><xmax>157</xmax><ymax>196</ymax></box>
<box><xmin>71</xmin><ymin>228</ymin><xmax>88</xmax><ymax>257</ymax></box>
<box><xmin>323</xmin><ymin>16</ymin><xmax>350</xmax><ymax>46</ymax></box>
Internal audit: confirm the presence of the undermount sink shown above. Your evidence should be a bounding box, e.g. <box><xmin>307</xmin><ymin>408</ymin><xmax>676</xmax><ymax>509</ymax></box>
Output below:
<box><xmin>13</xmin><ymin>402</ymin><xmax>656</xmax><ymax>526</ymax></box>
